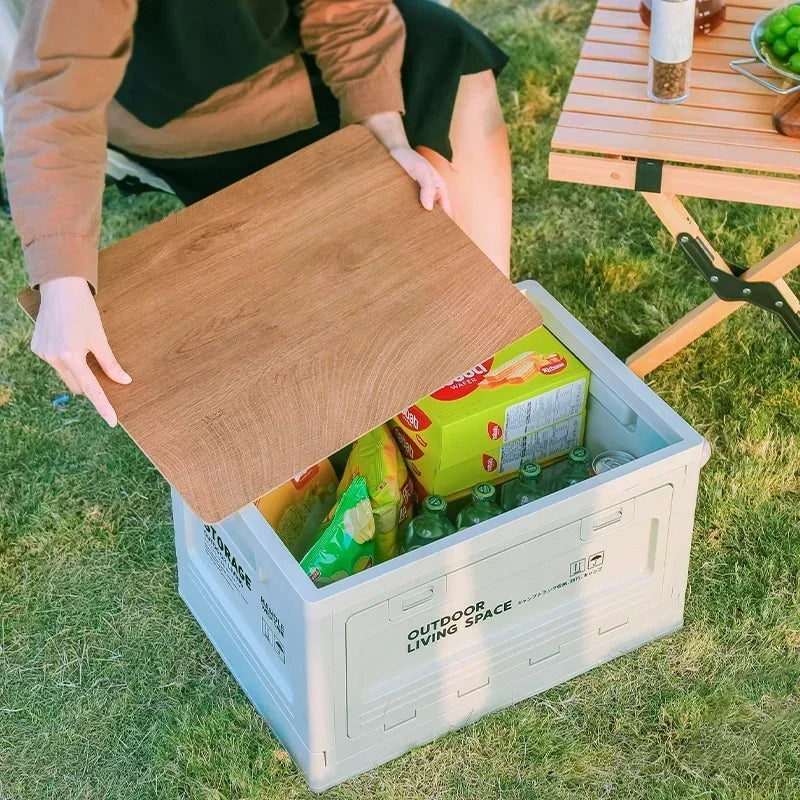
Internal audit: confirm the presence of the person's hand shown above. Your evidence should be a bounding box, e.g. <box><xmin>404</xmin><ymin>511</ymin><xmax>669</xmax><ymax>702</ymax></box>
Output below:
<box><xmin>31</xmin><ymin>276</ymin><xmax>131</xmax><ymax>426</ymax></box>
<box><xmin>360</xmin><ymin>111</ymin><xmax>451</xmax><ymax>214</ymax></box>
<box><xmin>387</xmin><ymin>145</ymin><xmax>452</xmax><ymax>215</ymax></box>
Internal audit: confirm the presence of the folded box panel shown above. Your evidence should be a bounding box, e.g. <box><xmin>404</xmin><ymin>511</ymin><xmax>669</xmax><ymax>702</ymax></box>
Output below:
<box><xmin>19</xmin><ymin>127</ymin><xmax>542</xmax><ymax>524</ymax></box>
<box><xmin>344</xmin><ymin>482</ymin><xmax>673</xmax><ymax>738</ymax></box>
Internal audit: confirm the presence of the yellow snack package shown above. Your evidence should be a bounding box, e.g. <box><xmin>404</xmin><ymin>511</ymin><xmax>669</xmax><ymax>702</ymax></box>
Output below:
<box><xmin>339</xmin><ymin>424</ymin><xmax>414</xmax><ymax>563</ymax></box>
<box><xmin>254</xmin><ymin>459</ymin><xmax>338</xmax><ymax>560</ymax></box>
<box><xmin>390</xmin><ymin>327</ymin><xmax>590</xmax><ymax>498</ymax></box>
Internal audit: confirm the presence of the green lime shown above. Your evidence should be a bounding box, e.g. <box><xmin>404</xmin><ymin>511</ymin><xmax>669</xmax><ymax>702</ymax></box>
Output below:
<box><xmin>770</xmin><ymin>13</ymin><xmax>792</xmax><ymax>36</ymax></box>
<box><xmin>790</xmin><ymin>51</ymin><xmax>800</xmax><ymax>73</ymax></box>
<box><xmin>763</xmin><ymin>26</ymin><xmax>777</xmax><ymax>44</ymax></box>
<box><xmin>774</xmin><ymin>36</ymin><xmax>791</xmax><ymax>59</ymax></box>
<box><xmin>787</xmin><ymin>4</ymin><xmax>800</xmax><ymax>25</ymax></box>
<box><xmin>786</xmin><ymin>26</ymin><xmax>800</xmax><ymax>49</ymax></box>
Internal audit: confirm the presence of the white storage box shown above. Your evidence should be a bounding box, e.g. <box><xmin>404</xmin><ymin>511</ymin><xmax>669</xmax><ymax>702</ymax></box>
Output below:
<box><xmin>173</xmin><ymin>281</ymin><xmax>707</xmax><ymax>791</ymax></box>
<box><xmin>18</xmin><ymin>129</ymin><xmax>708</xmax><ymax>793</ymax></box>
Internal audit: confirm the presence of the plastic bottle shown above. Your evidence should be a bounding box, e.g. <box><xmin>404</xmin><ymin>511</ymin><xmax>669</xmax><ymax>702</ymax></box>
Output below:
<box><xmin>501</xmin><ymin>460</ymin><xmax>547</xmax><ymax>511</ymax></box>
<box><xmin>456</xmin><ymin>483</ymin><xmax>502</xmax><ymax>530</ymax></box>
<box><xmin>403</xmin><ymin>495</ymin><xmax>455</xmax><ymax>552</ymax></box>
<box><xmin>554</xmin><ymin>447</ymin><xmax>592</xmax><ymax>490</ymax></box>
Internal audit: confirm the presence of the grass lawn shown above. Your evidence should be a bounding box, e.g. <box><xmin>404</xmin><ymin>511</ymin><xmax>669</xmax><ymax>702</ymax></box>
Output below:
<box><xmin>2</xmin><ymin>1</ymin><xmax>799</xmax><ymax>798</ymax></box>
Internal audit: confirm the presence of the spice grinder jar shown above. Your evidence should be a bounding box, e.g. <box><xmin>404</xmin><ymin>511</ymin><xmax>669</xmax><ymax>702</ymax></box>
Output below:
<box><xmin>648</xmin><ymin>0</ymin><xmax>696</xmax><ymax>104</ymax></box>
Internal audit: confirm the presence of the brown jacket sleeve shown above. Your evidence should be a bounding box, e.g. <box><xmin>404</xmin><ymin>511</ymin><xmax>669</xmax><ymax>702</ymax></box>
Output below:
<box><xmin>300</xmin><ymin>0</ymin><xmax>405</xmax><ymax>126</ymax></box>
<box><xmin>3</xmin><ymin>0</ymin><xmax>137</xmax><ymax>291</ymax></box>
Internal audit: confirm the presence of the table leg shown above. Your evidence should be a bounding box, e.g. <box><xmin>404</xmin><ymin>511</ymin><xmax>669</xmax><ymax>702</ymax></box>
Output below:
<box><xmin>626</xmin><ymin>193</ymin><xmax>800</xmax><ymax>378</ymax></box>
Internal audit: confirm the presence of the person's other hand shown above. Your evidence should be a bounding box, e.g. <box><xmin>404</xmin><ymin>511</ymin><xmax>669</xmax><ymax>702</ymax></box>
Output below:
<box><xmin>387</xmin><ymin>145</ymin><xmax>452</xmax><ymax>215</ymax></box>
<box><xmin>31</xmin><ymin>276</ymin><xmax>131</xmax><ymax>426</ymax></box>
<box><xmin>360</xmin><ymin>111</ymin><xmax>451</xmax><ymax>214</ymax></box>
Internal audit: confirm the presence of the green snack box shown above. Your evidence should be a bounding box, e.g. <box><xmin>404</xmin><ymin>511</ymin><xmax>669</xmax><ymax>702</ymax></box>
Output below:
<box><xmin>391</xmin><ymin>327</ymin><xmax>589</xmax><ymax>497</ymax></box>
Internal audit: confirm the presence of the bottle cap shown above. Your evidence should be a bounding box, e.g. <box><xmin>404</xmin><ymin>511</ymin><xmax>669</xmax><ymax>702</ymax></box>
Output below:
<box><xmin>472</xmin><ymin>483</ymin><xmax>496</xmax><ymax>502</ymax></box>
<box><xmin>519</xmin><ymin>460</ymin><xmax>542</xmax><ymax>479</ymax></box>
<box><xmin>569</xmin><ymin>446</ymin><xmax>590</xmax><ymax>463</ymax></box>
<box><xmin>423</xmin><ymin>494</ymin><xmax>447</xmax><ymax>513</ymax></box>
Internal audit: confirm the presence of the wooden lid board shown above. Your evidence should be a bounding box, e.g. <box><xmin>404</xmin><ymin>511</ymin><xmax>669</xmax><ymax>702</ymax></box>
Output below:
<box><xmin>20</xmin><ymin>126</ymin><xmax>542</xmax><ymax>522</ymax></box>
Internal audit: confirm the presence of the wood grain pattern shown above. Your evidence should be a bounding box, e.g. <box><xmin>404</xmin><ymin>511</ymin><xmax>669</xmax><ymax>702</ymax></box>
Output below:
<box><xmin>592</xmin><ymin>7</ymin><xmax>753</xmax><ymax>37</ymax></box>
<box><xmin>597</xmin><ymin>0</ymin><xmax>775</xmax><ymax>15</ymax></box>
<box><xmin>568</xmin><ymin>74</ymin><xmax>775</xmax><ymax>112</ymax></box>
<box><xmin>587</xmin><ymin>24</ymin><xmax>750</xmax><ymax>56</ymax></box>
<box><xmin>556</xmin><ymin>110</ymin><xmax>800</xmax><ymax>155</ymax></box>
<box><xmin>552</xmin><ymin>123</ymin><xmax>800</xmax><ymax>174</ymax></box>
<box><xmin>19</xmin><ymin>126</ymin><xmax>542</xmax><ymax>522</ymax></box>
<box><xmin>562</xmin><ymin>94</ymin><xmax>775</xmax><ymax>133</ymax></box>
<box><xmin>573</xmin><ymin>58</ymin><xmax>769</xmax><ymax>94</ymax></box>
<box><xmin>580</xmin><ymin>41</ymin><xmax>768</xmax><ymax>73</ymax></box>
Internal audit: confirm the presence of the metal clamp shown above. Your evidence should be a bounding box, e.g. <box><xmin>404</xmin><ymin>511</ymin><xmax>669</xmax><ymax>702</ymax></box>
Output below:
<box><xmin>677</xmin><ymin>232</ymin><xmax>800</xmax><ymax>342</ymax></box>
<box><xmin>730</xmin><ymin>57</ymin><xmax>800</xmax><ymax>95</ymax></box>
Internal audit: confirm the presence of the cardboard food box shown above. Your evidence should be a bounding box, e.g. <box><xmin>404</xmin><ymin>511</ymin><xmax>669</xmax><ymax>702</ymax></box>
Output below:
<box><xmin>390</xmin><ymin>327</ymin><xmax>589</xmax><ymax>497</ymax></box>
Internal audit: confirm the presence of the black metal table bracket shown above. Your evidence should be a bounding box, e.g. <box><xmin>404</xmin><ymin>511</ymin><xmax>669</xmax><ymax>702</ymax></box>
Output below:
<box><xmin>634</xmin><ymin>158</ymin><xmax>664</xmax><ymax>193</ymax></box>
<box><xmin>677</xmin><ymin>232</ymin><xmax>800</xmax><ymax>343</ymax></box>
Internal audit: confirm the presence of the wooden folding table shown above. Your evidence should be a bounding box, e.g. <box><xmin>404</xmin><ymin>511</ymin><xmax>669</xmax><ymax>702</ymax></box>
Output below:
<box><xmin>549</xmin><ymin>0</ymin><xmax>800</xmax><ymax>377</ymax></box>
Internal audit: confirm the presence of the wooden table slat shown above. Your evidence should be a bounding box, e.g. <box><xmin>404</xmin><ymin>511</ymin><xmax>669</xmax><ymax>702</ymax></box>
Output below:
<box><xmin>585</xmin><ymin>24</ymin><xmax>752</xmax><ymax>56</ymax></box>
<box><xmin>557</xmin><ymin>109</ymin><xmax>800</xmax><ymax>156</ymax></box>
<box><xmin>580</xmin><ymin>41</ymin><xmax>757</xmax><ymax>73</ymax></box>
<box><xmin>549</xmin><ymin>152</ymin><xmax>800</xmax><ymax>209</ymax></box>
<box><xmin>594</xmin><ymin>3</ymin><xmax>764</xmax><ymax>24</ymax></box>
<box><xmin>591</xmin><ymin>7</ymin><xmax>754</xmax><ymax>39</ymax></box>
<box><xmin>563</xmin><ymin>93</ymin><xmax>775</xmax><ymax>135</ymax></box>
<box><xmin>722</xmin><ymin>5</ymin><xmax>769</xmax><ymax>24</ymax></box>
<box><xmin>597</xmin><ymin>0</ymin><xmax>776</xmax><ymax>12</ymax></box>
<box><xmin>553</xmin><ymin>120</ymin><xmax>800</xmax><ymax>174</ymax></box>
<box><xmin>569</xmin><ymin>74</ymin><xmax>775</xmax><ymax>112</ymax></box>
<box><xmin>573</xmin><ymin>58</ymin><xmax>772</xmax><ymax>93</ymax></box>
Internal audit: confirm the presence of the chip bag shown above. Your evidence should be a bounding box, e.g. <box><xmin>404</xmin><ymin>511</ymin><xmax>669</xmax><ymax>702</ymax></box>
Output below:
<box><xmin>300</xmin><ymin>476</ymin><xmax>375</xmax><ymax>586</ymax></box>
<box><xmin>254</xmin><ymin>459</ymin><xmax>338</xmax><ymax>560</ymax></box>
<box><xmin>338</xmin><ymin>424</ymin><xmax>414</xmax><ymax>563</ymax></box>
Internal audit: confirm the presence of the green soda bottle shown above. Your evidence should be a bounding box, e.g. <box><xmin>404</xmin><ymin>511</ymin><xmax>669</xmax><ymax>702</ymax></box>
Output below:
<box><xmin>403</xmin><ymin>495</ymin><xmax>455</xmax><ymax>552</ymax></box>
<box><xmin>456</xmin><ymin>483</ymin><xmax>502</xmax><ymax>530</ymax></box>
<box><xmin>555</xmin><ymin>446</ymin><xmax>592</xmax><ymax>490</ymax></box>
<box><xmin>501</xmin><ymin>460</ymin><xmax>547</xmax><ymax>511</ymax></box>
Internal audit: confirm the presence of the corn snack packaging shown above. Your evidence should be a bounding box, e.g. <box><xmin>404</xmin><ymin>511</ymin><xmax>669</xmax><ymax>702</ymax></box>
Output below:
<box><xmin>339</xmin><ymin>424</ymin><xmax>414</xmax><ymax>563</ymax></box>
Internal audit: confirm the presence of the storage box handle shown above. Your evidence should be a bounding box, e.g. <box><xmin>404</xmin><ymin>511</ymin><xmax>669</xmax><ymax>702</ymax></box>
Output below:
<box><xmin>592</xmin><ymin>509</ymin><xmax>623</xmax><ymax>531</ymax></box>
<box><xmin>401</xmin><ymin>586</ymin><xmax>435</xmax><ymax>612</ymax></box>
<box><xmin>388</xmin><ymin>576</ymin><xmax>447</xmax><ymax>621</ymax></box>
<box><xmin>580</xmin><ymin>499</ymin><xmax>635</xmax><ymax>541</ymax></box>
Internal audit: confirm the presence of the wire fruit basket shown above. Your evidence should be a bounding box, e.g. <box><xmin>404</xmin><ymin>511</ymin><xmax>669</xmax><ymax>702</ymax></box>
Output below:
<box><xmin>731</xmin><ymin>6</ymin><xmax>800</xmax><ymax>94</ymax></box>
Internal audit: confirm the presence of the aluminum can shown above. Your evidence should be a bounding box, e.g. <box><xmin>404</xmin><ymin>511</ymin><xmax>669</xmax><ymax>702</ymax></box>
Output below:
<box><xmin>591</xmin><ymin>450</ymin><xmax>635</xmax><ymax>476</ymax></box>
